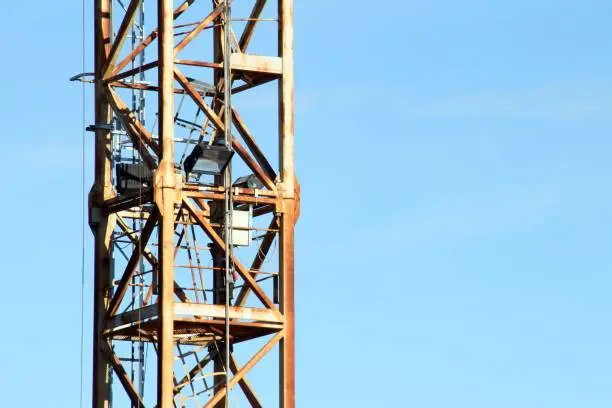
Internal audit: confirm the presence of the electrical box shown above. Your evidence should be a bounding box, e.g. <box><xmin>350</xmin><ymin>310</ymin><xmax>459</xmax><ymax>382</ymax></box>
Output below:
<box><xmin>231</xmin><ymin>210</ymin><xmax>251</xmax><ymax>246</ymax></box>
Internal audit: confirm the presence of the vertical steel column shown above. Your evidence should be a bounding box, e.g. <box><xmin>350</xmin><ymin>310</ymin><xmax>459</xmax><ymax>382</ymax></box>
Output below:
<box><xmin>278</xmin><ymin>0</ymin><xmax>295</xmax><ymax>407</ymax></box>
<box><xmin>92</xmin><ymin>1</ymin><xmax>113</xmax><ymax>407</ymax></box>
<box><xmin>155</xmin><ymin>0</ymin><xmax>176</xmax><ymax>407</ymax></box>
<box><xmin>212</xmin><ymin>9</ymin><xmax>226</xmax><ymax>407</ymax></box>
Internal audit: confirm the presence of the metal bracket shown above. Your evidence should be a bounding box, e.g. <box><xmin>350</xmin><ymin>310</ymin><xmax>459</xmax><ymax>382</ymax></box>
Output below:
<box><xmin>86</xmin><ymin>123</ymin><xmax>113</xmax><ymax>132</ymax></box>
<box><xmin>69</xmin><ymin>72</ymin><xmax>95</xmax><ymax>83</ymax></box>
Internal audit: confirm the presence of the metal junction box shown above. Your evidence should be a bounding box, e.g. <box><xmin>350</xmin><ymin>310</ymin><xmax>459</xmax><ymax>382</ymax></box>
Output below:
<box><xmin>231</xmin><ymin>210</ymin><xmax>251</xmax><ymax>246</ymax></box>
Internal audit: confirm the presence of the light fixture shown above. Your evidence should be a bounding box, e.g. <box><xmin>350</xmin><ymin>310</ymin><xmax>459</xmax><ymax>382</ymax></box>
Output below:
<box><xmin>233</xmin><ymin>174</ymin><xmax>264</xmax><ymax>189</ymax></box>
<box><xmin>116</xmin><ymin>163</ymin><xmax>152</xmax><ymax>194</ymax></box>
<box><xmin>184</xmin><ymin>143</ymin><xmax>234</xmax><ymax>176</ymax></box>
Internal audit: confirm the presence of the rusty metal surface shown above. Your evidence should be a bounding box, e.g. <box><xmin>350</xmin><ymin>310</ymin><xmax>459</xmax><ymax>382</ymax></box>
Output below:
<box><xmin>108</xmin><ymin>318</ymin><xmax>282</xmax><ymax>346</ymax></box>
<box><xmin>90</xmin><ymin>0</ymin><xmax>297</xmax><ymax>406</ymax></box>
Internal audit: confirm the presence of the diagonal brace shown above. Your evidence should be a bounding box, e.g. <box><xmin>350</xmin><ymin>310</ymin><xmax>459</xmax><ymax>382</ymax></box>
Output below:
<box><xmin>239</xmin><ymin>0</ymin><xmax>267</xmax><ymax>51</ymax></box>
<box><xmin>111</xmin><ymin>0</ymin><xmax>199</xmax><ymax>77</ymax></box>
<box><xmin>175</xmin><ymin>4</ymin><xmax>225</xmax><ymax>54</ymax></box>
<box><xmin>204</xmin><ymin>331</ymin><xmax>284</xmax><ymax>408</ymax></box>
<box><xmin>230</xmin><ymin>355</ymin><xmax>262</xmax><ymax>408</ymax></box>
<box><xmin>235</xmin><ymin>216</ymin><xmax>278</xmax><ymax>307</ymax></box>
<box><xmin>182</xmin><ymin>198</ymin><xmax>278</xmax><ymax>312</ymax></box>
<box><xmin>101</xmin><ymin>341</ymin><xmax>147</xmax><ymax>407</ymax></box>
<box><xmin>116</xmin><ymin>215</ymin><xmax>193</xmax><ymax>304</ymax></box>
<box><xmin>175</xmin><ymin>68</ymin><xmax>276</xmax><ymax>190</ymax></box>
<box><xmin>102</xmin><ymin>0</ymin><xmax>142</xmax><ymax>78</ymax></box>
<box><xmin>106</xmin><ymin>211</ymin><xmax>158</xmax><ymax>318</ymax></box>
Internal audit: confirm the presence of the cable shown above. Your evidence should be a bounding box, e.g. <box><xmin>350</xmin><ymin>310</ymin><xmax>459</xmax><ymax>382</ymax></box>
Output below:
<box><xmin>79</xmin><ymin>0</ymin><xmax>86</xmax><ymax>407</ymax></box>
<box><xmin>223</xmin><ymin>2</ymin><xmax>233</xmax><ymax>407</ymax></box>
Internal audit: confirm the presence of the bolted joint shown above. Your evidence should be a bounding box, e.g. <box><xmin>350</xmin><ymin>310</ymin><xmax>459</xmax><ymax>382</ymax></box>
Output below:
<box><xmin>275</xmin><ymin>182</ymin><xmax>300</xmax><ymax>220</ymax></box>
<box><xmin>153</xmin><ymin>168</ymin><xmax>183</xmax><ymax>215</ymax></box>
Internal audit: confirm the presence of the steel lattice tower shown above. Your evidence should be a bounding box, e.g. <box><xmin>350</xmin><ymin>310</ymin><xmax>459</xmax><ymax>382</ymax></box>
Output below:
<box><xmin>87</xmin><ymin>1</ymin><xmax>297</xmax><ymax>406</ymax></box>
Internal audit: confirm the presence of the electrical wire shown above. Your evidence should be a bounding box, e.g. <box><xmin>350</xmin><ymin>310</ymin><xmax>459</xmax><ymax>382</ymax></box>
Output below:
<box><xmin>79</xmin><ymin>0</ymin><xmax>86</xmax><ymax>407</ymax></box>
<box><xmin>223</xmin><ymin>2</ymin><xmax>234</xmax><ymax>407</ymax></box>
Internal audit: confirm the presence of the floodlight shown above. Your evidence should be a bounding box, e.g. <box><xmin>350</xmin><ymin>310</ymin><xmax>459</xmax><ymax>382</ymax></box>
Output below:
<box><xmin>116</xmin><ymin>163</ymin><xmax>152</xmax><ymax>194</ymax></box>
<box><xmin>184</xmin><ymin>143</ymin><xmax>234</xmax><ymax>176</ymax></box>
<box><xmin>233</xmin><ymin>174</ymin><xmax>264</xmax><ymax>189</ymax></box>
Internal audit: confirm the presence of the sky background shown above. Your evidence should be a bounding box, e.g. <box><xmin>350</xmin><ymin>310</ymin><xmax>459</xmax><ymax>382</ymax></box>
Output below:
<box><xmin>1</xmin><ymin>0</ymin><xmax>612</xmax><ymax>406</ymax></box>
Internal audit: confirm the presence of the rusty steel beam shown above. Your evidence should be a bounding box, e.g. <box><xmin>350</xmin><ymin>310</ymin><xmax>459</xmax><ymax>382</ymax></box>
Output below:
<box><xmin>279</xmin><ymin>1</ymin><xmax>296</xmax><ymax>407</ymax></box>
<box><xmin>106</xmin><ymin>86</ymin><xmax>161</xmax><ymax>156</ymax></box>
<box><xmin>101</xmin><ymin>188</ymin><xmax>153</xmax><ymax>215</ymax></box>
<box><xmin>112</xmin><ymin>30</ymin><xmax>159</xmax><ymax>77</ymax></box>
<box><xmin>92</xmin><ymin>1</ymin><xmax>114</xmax><ymax>407</ymax></box>
<box><xmin>239</xmin><ymin>0</ymin><xmax>267</xmax><ymax>51</ymax></box>
<box><xmin>116</xmin><ymin>215</ymin><xmax>158</xmax><ymax>267</ymax></box>
<box><xmin>183</xmin><ymin>198</ymin><xmax>278</xmax><ymax>312</ymax></box>
<box><xmin>175</xmin><ymin>59</ymin><xmax>222</xmax><ymax>69</ymax></box>
<box><xmin>115</xmin><ymin>216</ymin><xmax>193</xmax><ymax>303</ymax></box>
<box><xmin>174</xmin><ymin>72</ymin><xmax>279</xmax><ymax>191</ymax></box>
<box><xmin>174</xmin><ymin>5</ymin><xmax>224</xmax><ymax>54</ymax></box>
<box><xmin>204</xmin><ymin>331</ymin><xmax>284</xmax><ymax>408</ymax></box>
<box><xmin>155</xmin><ymin>0</ymin><xmax>176</xmax><ymax>407</ymax></box>
<box><xmin>232</xmin><ymin>137</ymin><xmax>277</xmax><ymax>191</ymax></box>
<box><xmin>174</xmin><ymin>353</ymin><xmax>213</xmax><ymax>394</ymax></box>
<box><xmin>235</xmin><ymin>216</ymin><xmax>278</xmax><ymax>307</ymax></box>
<box><xmin>105</xmin><ymin>212</ymin><xmax>158</xmax><ymax>318</ymax></box>
<box><xmin>174</xmin><ymin>303</ymin><xmax>283</xmax><ymax>323</ymax></box>
<box><xmin>105</xmin><ymin>60</ymin><xmax>159</xmax><ymax>83</ymax></box>
<box><xmin>105</xmin><ymin>304</ymin><xmax>159</xmax><ymax>333</ymax></box>
<box><xmin>232</xmin><ymin>107</ymin><xmax>277</xmax><ymax>181</ymax></box>
<box><xmin>102</xmin><ymin>0</ymin><xmax>142</xmax><ymax>78</ymax></box>
<box><xmin>112</xmin><ymin>0</ymin><xmax>199</xmax><ymax>77</ymax></box>
<box><xmin>173</xmin><ymin>0</ymin><xmax>195</xmax><ymax>19</ymax></box>
<box><xmin>174</xmin><ymin>67</ymin><xmax>225</xmax><ymax>129</ymax></box>
<box><xmin>230</xmin><ymin>355</ymin><xmax>263</xmax><ymax>408</ymax></box>
<box><xmin>102</xmin><ymin>341</ymin><xmax>147</xmax><ymax>407</ymax></box>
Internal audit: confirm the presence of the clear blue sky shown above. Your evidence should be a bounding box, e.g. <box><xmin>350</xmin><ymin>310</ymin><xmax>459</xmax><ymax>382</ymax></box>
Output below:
<box><xmin>1</xmin><ymin>0</ymin><xmax>612</xmax><ymax>406</ymax></box>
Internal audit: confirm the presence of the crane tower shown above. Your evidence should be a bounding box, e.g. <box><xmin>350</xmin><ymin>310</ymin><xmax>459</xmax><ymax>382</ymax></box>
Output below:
<box><xmin>86</xmin><ymin>0</ymin><xmax>297</xmax><ymax>406</ymax></box>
